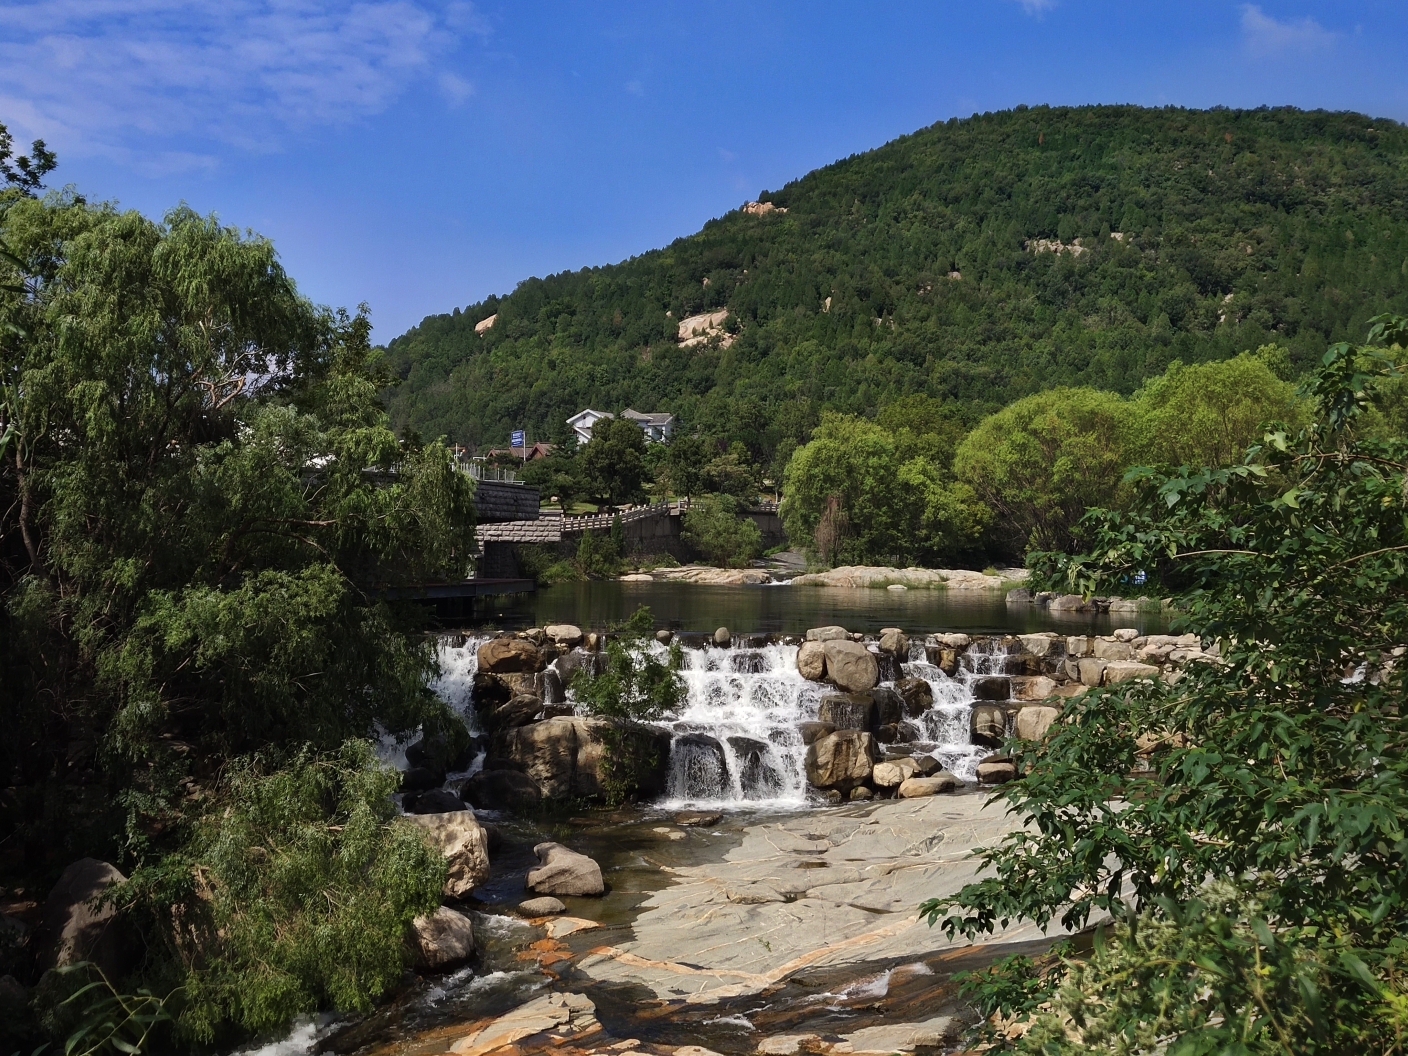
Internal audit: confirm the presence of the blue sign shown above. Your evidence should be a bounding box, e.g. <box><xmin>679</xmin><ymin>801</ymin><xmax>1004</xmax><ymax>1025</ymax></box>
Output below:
<box><xmin>511</xmin><ymin>430</ymin><xmax>526</xmax><ymax>448</ymax></box>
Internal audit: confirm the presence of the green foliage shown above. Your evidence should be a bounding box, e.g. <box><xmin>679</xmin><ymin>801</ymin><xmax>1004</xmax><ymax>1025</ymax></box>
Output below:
<box><xmin>1133</xmin><ymin>349</ymin><xmax>1310</xmax><ymax>467</ymax></box>
<box><xmin>955</xmin><ymin>387</ymin><xmax>1138</xmax><ymax>553</ymax></box>
<box><xmin>386</xmin><ymin>106</ymin><xmax>1408</xmax><ymax>464</ymax></box>
<box><xmin>118</xmin><ymin>741</ymin><xmax>445</xmax><ymax>1044</ymax></box>
<box><xmin>681</xmin><ymin>494</ymin><xmax>763</xmax><ymax>567</ymax></box>
<box><xmin>574</xmin><ymin>529</ymin><xmax>620</xmax><ymax>578</ymax></box>
<box><xmin>926</xmin><ymin>321</ymin><xmax>1408</xmax><ymax>1053</ymax></box>
<box><xmin>577</xmin><ymin>417</ymin><xmax>647</xmax><ymax>506</ymax></box>
<box><xmin>573</xmin><ymin>607</ymin><xmax>684</xmax><ymax>806</ymax></box>
<box><xmin>34</xmin><ymin>964</ymin><xmax>174</xmax><ymax>1056</ymax></box>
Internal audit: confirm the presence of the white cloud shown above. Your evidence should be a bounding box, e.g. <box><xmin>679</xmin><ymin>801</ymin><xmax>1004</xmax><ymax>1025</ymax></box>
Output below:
<box><xmin>1015</xmin><ymin>0</ymin><xmax>1055</xmax><ymax>15</ymax></box>
<box><xmin>0</xmin><ymin>1</ymin><xmax>486</xmax><ymax>164</ymax></box>
<box><xmin>1240</xmin><ymin>4</ymin><xmax>1336</xmax><ymax>56</ymax></box>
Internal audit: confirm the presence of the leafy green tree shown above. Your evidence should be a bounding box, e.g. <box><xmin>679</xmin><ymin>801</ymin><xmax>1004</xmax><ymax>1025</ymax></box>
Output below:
<box><xmin>954</xmin><ymin>387</ymin><xmax>1138</xmax><ymax>554</ymax></box>
<box><xmin>701</xmin><ymin>441</ymin><xmax>761</xmax><ymax>500</ymax></box>
<box><xmin>664</xmin><ymin>433</ymin><xmax>709</xmax><ymax>498</ymax></box>
<box><xmin>573</xmin><ymin>606</ymin><xmax>685</xmax><ymax>805</ymax></box>
<box><xmin>927</xmin><ymin>321</ymin><xmax>1408</xmax><ymax>1053</ymax></box>
<box><xmin>520</xmin><ymin>442</ymin><xmax>583</xmax><ymax>511</ymax></box>
<box><xmin>578</xmin><ymin>416</ymin><xmax>647</xmax><ymax>507</ymax></box>
<box><xmin>681</xmin><ymin>494</ymin><xmax>763</xmax><ymax>567</ymax></box>
<box><xmin>1133</xmin><ymin>349</ymin><xmax>1310</xmax><ymax>467</ymax></box>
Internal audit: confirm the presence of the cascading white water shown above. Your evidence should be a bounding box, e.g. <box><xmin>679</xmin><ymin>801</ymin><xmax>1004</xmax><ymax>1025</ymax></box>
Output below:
<box><xmin>657</xmin><ymin>642</ymin><xmax>826</xmax><ymax>808</ymax></box>
<box><xmin>898</xmin><ymin>637</ymin><xmax>1009</xmax><ymax>782</ymax></box>
<box><xmin>379</xmin><ymin>635</ymin><xmax>488</xmax><ymax>776</ymax></box>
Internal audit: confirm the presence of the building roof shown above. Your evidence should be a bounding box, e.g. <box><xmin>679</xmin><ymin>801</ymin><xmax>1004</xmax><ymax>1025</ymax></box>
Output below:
<box><xmin>620</xmin><ymin>408</ymin><xmax>675</xmax><ymax>425</ymax></box>
<box><xmin>566</xmin><ymin>408</ymin><xmax>613</xmax><ymax>426</ymax></box>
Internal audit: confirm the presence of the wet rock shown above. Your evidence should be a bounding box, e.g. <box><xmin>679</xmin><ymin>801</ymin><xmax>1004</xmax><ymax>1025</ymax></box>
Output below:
<box><xmin>970</xmin><ymin>674</ymin><xmax>1011</xmax><ymax>701</ymax></box>
<box><xmin>1017</xmin><ymin>632</ymin><xmax>1065</xmax><ymax>658</ymax></box>
<box><xmin>909</xmin><ymin>754</ymin><xmax>942</xmax><ymax>776</ymax></box>
<box><xmin>492</xmin><ymin>693</ymin><xmax>544</xmax><ymax>728</ymax></box>
<box><xmin>541</xmin><ymin>668</ymin><xmax>566</xmax><ymax>704</ymax></box>
<box><xmin>970</xmin><ymin>704</ymin><xmax>1007</xmax><ymax>747</ymax></box>
<box><xmin>33</xmin><ymin>859</ymin><xmax>131</xmax><ymax>978</ymax></box>
<box><xmin>757</xmin><ymin>1035</ymin><xmax>821</xmax><ymax>1055</ymax></box>
<box><xmin>819</xmin><ymin>693</ymin><xmax>876</xmax><ymax>731</ymax></box>
<box><xmin>804</xmin><ymin>730</ymin><xmax>877</xmax><ymax>791</ymax></box>
<box><xmin>1092</xmin><ymin>638</ymin><xmax>1133</xmax><ymax>662</ymax></box>
<box><xmin>1049</xmin><ymin>594</ymin><xmax>1090</xmax><ymax>612</ymax></box>
<box><xmin>401</xmin><ymin>765</ymin><xmax>444</xmax><ymax>792</ymax></box>
<box><xmin>655</xmin><ymin>629</ymin><xmax>673</xmax><ymax>645</ymax></box>
<box><xmin>1015</xmin><ymin>705</ymin><xmax>1061</xmax><ymax>741</ymax></box>
<box><xmin>1104</xmin><ymin>660</ymin><xmax>1161</xmax><ymax>684</ymax></box>
<box><xmin>895</xmin><ymin>677</ymin><xmax>933</xmax><ymax>717</ymax></box>
<box><xmin>822</xmin><ymin>640</ymin><xmax>880</xmax><ymax>693</ymax></box>
<box><xmin>819</xmin><ymin>788</ymin><xmax>843</xmax><ymax>804</ymax></box>
<box><xmin>898</xmin><ymin>773</ymin><xmax>957</xmax><ymax>797</ymax></box>
<box><xmin>849</xmin><ymin>786</ymin><xmax>874</xmax><ymax>801</ymax></box>
<box><xmin>1067</xmin><ymin>635</ymin><xmax>1093</xmax><ymax>657</ymax></box>
<box><xmin>477</xmin><ymin>637</ymin><xmax>543</xmax><ymax>674</ymax></box>
<box><xmin>572</xmin><ymin>720</ymin><xmax>671</xmax><ymax>800</ymax></box>
<box><xmin>527</xmin><ymin>842</ymin><xmax>605</xmax><ymax>897</ymax></box>
<box><xmin>410</xmin><ymin>906</ymin><xmax>475</xmax><ymax>971</ymax></box>
<box><xmin>796</xmin><ymin>639</ymin><xmax>827</xmax><ymax>681</ymax></box>
<box><xmin>872</xmin><ymin>686</ymin><xmax>903</xmax><ymax>726</ymax></box>
<box><xmin>518</xmin><ymin>896</ymin><xmax>566</xmax><ymax>916</ymax></box>
<box><xmin>674</xmin><ymin>810</ymin><xmax>722</xmax><ymax>827</ymax></box>
<box><xmin>545</xmin><ymin>623</ymin><xmax>583</xmax><ymax>647</ymax></box>
<box><xmin>872</xmin><ymin>758</ymin><xmax>920</xmax><ymax>788</ymax></box>
<box><xmin>878</xmin><ymin>628</ymin><xmax>909</xmax><ymax>656</ymax></box>
<box><xmin>844</xmin><ymin>1014</ymin><xmax>963</xmax><ymax>1052</ymax></box>
<box><xmin>874</xmin><ymin>723</ymin><xmax>901</xmax><ymax>744</ymax></box>
<box><xmin>934</xmin><ymin>632</ymin><xmax>971</xmax><ymax>649</ymax></box>
<box><xmin>448</xmin><ymin>991</ymin><xmax>599</xmax><ymax>1056</ymax></box>
<box><xmin>404</xmin><ymin>810</ymin><xmax>491</xmax><ymax>898</ymax></box>
<box><xmin>714</xmin><ymin>626</ymin><xmax>732</xmax><ymax>647</ymax></box>
<box><xmin>503</xmin><ymin>717</ymin><xmax>580</xmax><ymax>798</ymax></box>
<box><xmin>406</xmin><ymin>733</ymin><xmax>471</xmax><ymax>773</ymax></box>
<box><xmin>1011</xmin><ymin>675</ymin><xmax>1057</xmax><ymax>701</ymax></box>
<box><xmin>729</xmin><ymin>736</ymin><xmax>785</xmax><ymax>798</ymax></box>
<box><xmin>797</xmin><ymin>720</ymin><xmax>836</xmax><ymax>746</ymax></box>
<box><xmin>463</xmin><ymin>769</ymin><xmax>542</xmax><ymax>810</ymax></box>
<box><xmin>672</xmin><ymin>733</ymin><xmax>729</xmax><ymax>799</ymax></box>
<box><xmin>1113</xmin><ymin>627</ymin><xmax>1140</xmax><ymax>642</ymax></box>
<box><xmin>406</xmin><ymin>788</ymin><xmax>464</xmax><ymax>814</ymax></box>
<box><xmin>805</xmin><ymin>625</ymin><xmax>849</xmax><ymax>642</ymax></box>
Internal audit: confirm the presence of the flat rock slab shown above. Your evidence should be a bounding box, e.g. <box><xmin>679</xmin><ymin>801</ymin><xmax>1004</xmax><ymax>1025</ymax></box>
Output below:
<box><xmin>576</xmin><ymin>795</ymin><xmax>1053</xmax><ymax>1002</ymax></box>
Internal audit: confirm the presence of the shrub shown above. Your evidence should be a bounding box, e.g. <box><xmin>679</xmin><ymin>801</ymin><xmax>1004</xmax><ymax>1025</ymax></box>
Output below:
<box><xmin>681</xmin><ymin>494</ymin><xmax>763</xmax><ymax>567</ymax></box>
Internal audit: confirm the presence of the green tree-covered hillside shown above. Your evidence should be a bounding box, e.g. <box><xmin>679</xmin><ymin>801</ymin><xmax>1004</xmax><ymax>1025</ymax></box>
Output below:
<box><xmin>387</xmin><ymin>105</ymin><xmax>1408</xmax><ymax>460</ymax></box>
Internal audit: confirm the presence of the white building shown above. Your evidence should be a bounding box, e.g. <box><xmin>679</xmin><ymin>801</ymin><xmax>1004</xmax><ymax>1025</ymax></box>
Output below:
<box><xmin>566</xmin><ymin>408</ymin><xmax>676</xmax><ymax>444</ymax></box>
<box><xmin>566</xmin><ymin>408</ymin><xmax>613</xmax><ymax>444</ymax></box>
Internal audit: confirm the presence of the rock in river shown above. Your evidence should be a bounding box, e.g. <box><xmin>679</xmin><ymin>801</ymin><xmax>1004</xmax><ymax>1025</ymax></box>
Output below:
<box><xmin>404</xmin><ymin>810</ymin><xmax>491</xmax><ymax>898</ymax></box>
<box><xmin>804</xmin><ymin>730</ymin><xmax>876</xmax><ymax>791</ymax></box>
<box><xmin>795</xmin><ymin>639</ymin><xmax>827</xmax><ymax>681</ymax></box>
<box><xmin>410</xmin><ymin>906</ymin><xmax>475</xmax><ymax>971</ymax></box>
<box><xmin>526</xmin><ymin>842</ymin><xmax>605</xmax><ymax>897</ymax></box>
<box><xmin>822</xmin><ymin>639</ymin><xmax>879</xmax><ymax>692</ymax></box>
<box><xmin>477</xmin><ymin>636</ymin><xmax>544</xmax><ymax>674</ymax></box>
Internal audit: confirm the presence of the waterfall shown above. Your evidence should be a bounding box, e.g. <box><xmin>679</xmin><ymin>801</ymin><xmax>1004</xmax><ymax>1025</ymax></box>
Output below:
<box><xmin>380</xmin><ymin>635</ymin><xmax>488</xmax><ymax>776</ymax></box>
<box><xmin>658</xmin><ymin>642</ymin><xmax>825</xmax><ymax>808</ymax></box>
<box><xmin>899</xmin><ymin>638</ymin><xmax>1007</xmax><ymax>782</ymax></box>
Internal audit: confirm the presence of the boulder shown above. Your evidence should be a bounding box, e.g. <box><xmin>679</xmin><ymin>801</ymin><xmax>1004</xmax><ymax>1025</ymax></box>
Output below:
<box><xmin>805</xmin><ymin>625</ymin><xmax>849</xmax><ymax>642</ymax></box>
<box><xmin>32</xmin><ymin>859</ymin><xmax>131</xmax><ymax>978</ymax></box>
<box><xmin>1048</xmin><ymin>594</ymin><xmax>1090</xmax><ymax>612</ymax></box>
<box><xmin>934</xmin><ymin>633</ymin><xmax>971</xmax><ymax>649</ymax></box>
<box><xmin>491</xmin><ymin>693</ymin><xmax>544</xmax><ymax>728</ymax></box>
<box><xmin>898</xmin><ymin>773</ymin><xmax>958</xmax><ymax>797</ymax></box>
<box><xmin>970</xmin><ymin>675</ymin><xmax>1011</xmax><ymax>701</ymax></box>
<box><xmin>970</xmin><ymin>704</ymin><xmax>1007</xmax><ymax>747</ymax></box>
<box><xmin>1015</xmin><ymin>705</ymin><xmax>1061</xmax><ymax>741</ymax></box>
<box><xmin>545</xmin><ymin>624</ymin><xmax>583</xmax><ymax>647</ymax></box>
<box><xmin>1011</xmin><ymin>675</ymin><xmax>1057</xmax><ymax>702</ymax></box>
<box><xmin>1092</xmin><ymin>638</ymin><xmax>1133</xmax><ymax>662</ymax></box>
<box><xmin>503</xmin><ymin>717</ymin><xmax>580</xmax><ymax>798</ymax></box>
<box><xmin>462</xmin><ymin>769</ymin><xmax>543</xmax><ymax>810</ymax></box>
<box><xmin>574</xmin><ymin>720</ymin><xmax>671</xmax><ymax>800</ymax></box>
<box><xmin>1104</xmin><ymin>660</ymin><xmax>1161</xmax><ymax>684</ymax></box>
<box><xmin>796</xmin><ymin>640</ymin><xmax>827</xmax><ymax>681</ymax></box>
<box><xmin>1066</xmin><ymin>636</ymin><xmax>1093</xmax><ymax>658</ymax></box>
<box><xmin>410</xmin><ymin>906</ymin><xmax>476</xmax><ymax>971</ymax></box>
<box><xmin>874</xmin><ymin>723</ymin><xmax>901</xmax><ymax>744</ymax></box>
<box><xmin>804</xmin><ymin>731</ymin><xmax>877</xmax><ymax>791</ymax></box>
<box><xmin>797</xmin><ymin>720</ymin><xmax>836</xmax><ymax>746</ymax></box>
<box><xmin>1018</xmin><ymin>633</ymin><xmax>1065</xmax><ymax>658</ymax></box>
<box><xmin>878</xmin><ymin>628</ymin><xmax>910</xmax><ymax>657</ymax></box>
<box><xmin>872</xmin><ymin>758</ymin><xmax>920</xmax><ymax>788</ymax></box>
<box><xmin>477</xmin><ymin>637</ymin><xmax>543</xmax><ymax>674</ymax></box>
<box><xmin>822</xmin><ymin>640</ymin><xmax>879</xmax><ymax>692</ymax></box>
<box><xmin>819</xmin><ymin>693</ymin><xmax>876</xmax><ymax>731</ymax></box>
<box><xmin>674</xmin><ymin>810</ymin><xmax>722</xmax><ymax>827</ymax></box>
<box><xmin>519</xmin><ymin>896</ymin><xmax>567</xmax><ymax>917</ymax></box>
<box><xmin>406</xmin><ymin>788</ymin><xmax>465</xmax><ymax>814</ymax></box>
<box><xmin>872</xmin><ymin>686</ymin><xmax>903</xmax><ymax>726</ymax></box>
<box><xmin>908</xmin><ymin>754</ymin><xmax>942</xmax><ymax>776</ymax></box>
<box><xmin>671</xmin><ymin>733</ymin><xmax>729</xmax><ymax>799</ymax></box>
<box><xmin>526</xmin><ymin>843</ymin><xmax>605</xmax><ymax>897</ymax></box>
<box><xmin>655</xmin><ymin>629</ymin><xmax>673</xmax><ymax>645</ymax></box>
<box><xmin>404</xmin><ymin>810</ymin><xmax>491</xmax><ymax>898</ymax></box>
<box><xmin>895</xmin><ymin>677</ymin><xmax>933</xmax><ymax>717</ymax></box>
<box><xmin>1077</xmin><ymin>657</ymin><xmax>1108</xmax><ymax>687</ymax></box>
<box><xmin>714</xmin><ymin>626</ymin><xmax>732</xmax><ymax>647</ymax></box>
<box><xmin>401</xmin><ymin>765</ymin><xmax>444</xmax><ymax>792</ymax></box>
<box><xmin>728</xmin><ymin>736</ymin><xmax>785</xmax><ymax>798</ymax></box>
<box><xmin>849</xmin><ymin>786</ymin><xmax>874</xmax><ymax>801</ymax></box>
<box><xmin>977</xmin><ymin>757</ymin><xmax>1017</xmax><ymax>784</ymax></box>
<box><xmin>1113</xmin><ymin>627</ymin><xmax>1140</xmax><ymax>642</ymax></box>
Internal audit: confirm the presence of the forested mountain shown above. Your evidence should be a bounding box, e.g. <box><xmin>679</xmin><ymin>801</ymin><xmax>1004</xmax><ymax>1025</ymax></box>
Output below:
<box><xmin>385</xmin><ymin>104</ymin><xmax>1408</xmax><ymax>460</ymax></box>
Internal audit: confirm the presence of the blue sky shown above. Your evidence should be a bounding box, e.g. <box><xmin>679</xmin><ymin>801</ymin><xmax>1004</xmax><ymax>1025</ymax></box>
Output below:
<box><xmin>4</xmin><ymin>1</ymin><xmax>1407</xmax><ymax>340</ymax></box>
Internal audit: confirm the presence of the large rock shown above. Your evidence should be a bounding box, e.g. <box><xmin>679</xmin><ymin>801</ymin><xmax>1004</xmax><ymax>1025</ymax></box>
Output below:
<box><xmin>822</xmin><ymin>640</ymin><xmax>879</xmax><ymax>693</ymax></box>
<box><xmin>1077</xmin><ymin>657</ymin><xmax>1108</xmax><ymax>687</ymax></box>
<box><xmin>1018</xmin><ymin>633</ymin><xmax>1065</xmax><ymax>658</ymax></box>
<box><xmin>805</xmin><ymin>625</ymin><xmax>849</xmax><ymax>642</ymax></box>
<box><xmin>898</xmin><ymin>773</ymin><xmax>957</xmax><ymax>797</ymax></box>
<box><xmin>804</xmin><ymin>731</ymin><xmax>876</xmax><ymax>791</ymax></box>
<box><xmin>796</xmin><ymin>640</ymin><xmax>827</xmax><ymax>681</ymax></box>
<box><xmin>1049</xmin><ymin>594</ymin><xmax>1090</xmax><ymax>612</ymax></box>
<box><xmin>970</xmin><ymin>704</ymin><xmax>1007</xmax><ymax>747</ymax></box>
<box><xmin>406</xmin><ymin>788</ymin><xmax>465</xmax><ymax>814</ymax></box>
<box><xmin>545</xmin><ymin>624</ymin><xmax>584</xmax><ymax>647</ymax></box>
<box><xmin>490</xmin><ymin>693</ymin><xmax>543</xmax><ymax>728</ymax></box>
<box><xmin>878</xmin><ymin>628</ymin><xmax>910</xmax><ymax>657</ymax></box>
<box><xmin>977</xmin><ymin>757</ymin><xmax>1017</xmax><ymax>784</ymax></box>
<box><xmin>970</xmin><ymin>675</ymin><xmax>1011</xmax><ymax>701</ymax></box>
<box><xmin>463</xmin><ymin>769</ymin><xmax>543</xmax><ymax>810</ymax></box>
<box><xmin>503</xmin><ymin>717</ymin><xmax>580</xmax><ymax>797</ymax></box>
<box><xmin>33</xmin><ymin>859</ymin><xmax>131</xmax><ymax>978</ymax></box>
<box><xmin>714</xmin><ymin>626</ymin><xmax>732</xmax><ymax>647</ymax></box>
<box><xmin>1011</xmin><ymin>675</ymin><xmax>1057</xmax><ymax>702</ymax></box>
<box><xmin>477</xmin><ymin>637</ymin><xmax>543</xmax><ymax>674</ymax></box>
<box><xmin>871</xmin><ymin>759</ymin><xmax>918</xmax><ymax>788</ymax></box>
<box><xmin>526</xmin><ymin>843</ymin><xmax>605</xmax><ymax>897</ymax></box>
<box><xmin>519</xmin><ymin>896</ymin><xmax>567</xmax><ymax>916</ymax></box>
<box><xmin>410</xmin><ymin>906</ymin><xmax>476</xmax><ymax>971</ymax></box>
<box><xmin>1014</xmin><ymin>705</ymin><xmax>1061</xmax><ymax>741</ymax></box>
<box><xmin>819</xmin><ymin>693</ymin><xmax>876</xmax><ymax>732</ymax></box>
<box><xmin>728</xmin><ymin>736</ymin><xmax>785</xmax><ymax>798</ymax></box>
<box><xmin>404</xmin><ymin>810</ymin><xmax>491</xmax><ymax>898</ymax></box>
<box><xmin>895</xmin><ymin>677</ymin><xmax>933</xmax><ymax>717</ymax></box>
<box><xmin>1104</xmin><ymin>660</ymin><xmax>1161</xmax><ymax>684</ymax></box>
<box><xmin>1092</xmin><ymin>638</ymin><xmax>1133</xmax><ymax>662</ymax></box>
<box><xmin>797</xmin><ymin>721</ymin><xmax>836</xmax><ymax>746</ymax></box>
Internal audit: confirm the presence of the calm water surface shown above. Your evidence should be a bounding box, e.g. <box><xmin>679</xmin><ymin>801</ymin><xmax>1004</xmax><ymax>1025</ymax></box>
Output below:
<box><xmin>463</xmin><ymin>580</ymin><xmax>1172</xmax><ymax>636</ymax></box>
